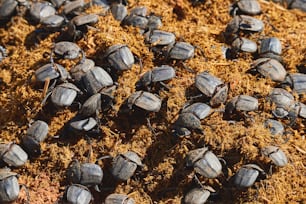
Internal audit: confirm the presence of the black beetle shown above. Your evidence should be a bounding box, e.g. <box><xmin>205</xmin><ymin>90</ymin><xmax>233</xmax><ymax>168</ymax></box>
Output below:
<box><xmin>233</xmin><ymin>164</ymin><xmax>265</xmax><ymax>188</ymax></box>
<box><xmin>35</xmin><ymin>63</ymin><xmax>70</xmax><ymax>83</ymax></box>
<box><xmin>262</xmin><ymin>146</ymin><xmax>288</xmax><ymax>167</ymax></box>
<box><xmin>110</xmin><ymin>1</ymin><xmax>128</xmax><ymax>21</ymax></box>
<box><xmin>29</xmin><ymin>1</ymin><xmax>56</xmax><ymax>23</ymax></box>
<box><xmin>105</xmin><ymin>193</ymin><xmax>135</xmax><ymax>204</ymax></box>
<box><xmin>283</xmin><ymin>73</ymin><xmax>306</xmax><ymax>95</ymax></box>
<box><xmin>225</xmin><ymin>95</ymin><xmax>258</xmax><ymax>115</ymax></box>
<box><xmin>0</xmin><ymin>143</ymin><xmax>28</xmax><ymax>167</ymax></box>
<box><xmin>144</xmin><ymin>30</ymin><xmax>176</xmax><ymax>46</ymax></box>
<box><xmin>64</xmin><ymin>184</ymin><xmax>92</xmax><ymax>204</ymax></box>
<box><xmin>127</xmin><ymin>91</ymin><xmax>162</xmax><ymax>112</ymax></box>
<box><xmin>50</xmin><ymin>82</ymin><xmax>81</xmax><ymax>107</ymax></box>
<box><xmin>53</xmin><ymin>41</ymin><xmax>84</xmax><ymax>60</ymax></box>
<box><xmin>184</xmin><ymin>186</ymin><xmax>215</xmax><ymax>204</ymax></box>
<box><xmin>230</xmin><ymin>0</ymin><xmax>261</xmax><ymax>16</ymax></box>
<box><xmin>0</xmin><ymin>168</ymin><xmax>19</xmax><ymax>203</ymax></box>
<box><xmin>258</xmin><ymin>37</ymin><xmax>282</xmax><ymax>62</ymax></box>
<box><xmin>67</xmin><ymin>14</ymin><xmax>99</xmax><ymax>40</ymax></box>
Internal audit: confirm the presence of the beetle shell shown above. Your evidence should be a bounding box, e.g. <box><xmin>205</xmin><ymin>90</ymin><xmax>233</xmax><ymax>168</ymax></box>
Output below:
<box><xmin>237</xmin><ymin>0</ymin><xmax>261</xmax><ymax>15</ymax></box>
<box><xmin>0</xmin><ymin>143</ymin><xmax>28</xmax><ymax>167</ymax></box>
<box><xmin>145</xmin><ymin>30</ymin><xmax>176</xmax><ymax>46</ymax></box>
<box><xmin>80</xmin><ymin>93</ymin><xmax>102</xmax><ymax>117</ymax></box>
<box><xmin>67</xmin><ymin>160</ymin><xmax>103</xmax><ymax>186</ymax></box>
<box><xmin>70</xmin><ymin>59</ymin><xmax>95</xmax><ymax>82</ymax></box>
<box><xmin>123</xmin><ymin>14</ymin><xmax>149</xmax><ymax>29</ymax></box>
<box><xmin>70</xmin><ymin>117</ymin><xmax>97</xmax><ymax>131</ymax></box>
<box><xmin>251</xmin><ymin>58</ymin><xmax>286</xmax><ymax>82</ymax></box>
<box><xmin>226</xmin><ymin>95</ymin><xmax>258</xmax><ymax>113</ymax></box>
<box><xmin>168</xmin><ymin>42</ymin><xmax>195</xmax><ymax>60</ymax></box>
<box><xmin>105</xmin><ymin>193</ymin><xmax>135</xmax><ymax>204</ymax></box>
<box><xmin>284</xmin><ymin>73</ymin><xmax>306</xmax><ymax>95</ymax></box>
<box><xmin>72</xmin><ymin>14</ymin><xmax>99</xmax><ymax>27</ymax></box>
<box><xmin>182</xmin><ymin>103</ymin><xmax>211</xmax><ymax>120</ymax></box>
<box><xmin>130</xmin><ymin>6</ymin><xmax>147</xmax><ymax>16</ymax></box>
<box><xmin>41</xmin><ymin>14</ymin><xmax>65</xmax><ymax>29</ymax></box>
<box><xmin>232</xmin><ymin>37</ymin><xmax>257</xmax><ymax>53</ymax></box>
<box><xmin>104</xmin><ymin>44</ymin><xmax>135</xmax><ymax>71</ymax></box>
<box><xmin>147</xmin><ymin>15</ymin><xmax>162</xmax><ymax>30</ymax></box>
<box><xmin>186</xmin><ymin>147</ymin><xmax>222</xmax><ymax>178</ymax></box>
<box><xmin>259</xmin><ymin>37</ymin><xmax>282</xmax><ymax>56</ymax></box>
<box><xmin>195</xmin><ymin>72</ymin><xmax>223</xmax><ymax>97</ymax></box>
<box><xmin>210</xmin><ymin>83</ymin><xmax>229</xmax><ymax>107</ymax></box>
<box><xmin>264</xmin><ymin>119</ymin><xmax>284</xmax><ymax>136</ymax></box>
<box><xmin>226</xmin><ymin>15</ymin><xmax>264</xmax><ymax>34</ymax></box>
<box><xmin>128</xmin><ymin>91</ymin><xmax>161</xmax><ymax>112</ymax></box>
<box><xmin>234</xmin><ymin>164</ymin><xmax>264</xmax><ymax>188</ymax></box>
<box><xmin>262</xmin><ymin>146</ymin><xmax>288</xmax><ymax>167</ymax></box>
<box><xmin>27</xmin><ymin>120</ymin><xmax>49</xmax><ymax>142</ymax></box>
<box><xmin>269</xmin><ymin>88</ymin><xmax>294</xmax><ymax>108</ymax></box>
<box><xmin>175</xmin><ymin>112</ymin><xmax>202</xmax><ymax>130</ymax></box>
<box><xmin>139</xmin><ymin>65</ymin><xmax>175</xmax><ymax>87</ymax></box>
<box><xmin>65</xmin><ymin>184</ymin><xmax>92</xmax><ymax>204</ymax></box>
<box><xmin>184</xmin><ymin>188</ymin><xmax>210</xmax><ymax>204</ymax></box>
<box><xmin>111</xmin><ymin>3</ymin><xmax>127</xmax><ymax>21</ymax></box>
<box><xmin>35</xmin><ymin>63</ymin><xmax>69</xmax><ymax>82</ymax></box>
<box><xmin>54</xmin><ymin>41</ymin><xmax>82</xmax><ymax>60</ymax></box>
<box><xmin>111</xmin><ymin>151</ymin><xmax>142</xmax><ymax>181</ymax></box>
<box><xmin>0</xmin><ymin>168</ymin><xmax>19</xmax><ymax>203</ymax></box>
<box><xmin>0</xmin><ymin>0</ymin><xmax>17</xmax><ymax>20</ymax></box>
<box><xmin>82</xmin><ymin>66</ymin><xmax>113</xmax><ymax>95</ymax></box>
<box><xmin>63</xmin><ymin>0</ymin><xmax>84</xmax><ymax>14</ymax></box>
<box><xmin>51</xmin><ymin>83</ymin><xmax>80</xmax><ymax>107</ymax></box>
<box><xmin>29</xmin><ymin>2</ymin><xmax>56</xmax><ymax>22</ymax></box>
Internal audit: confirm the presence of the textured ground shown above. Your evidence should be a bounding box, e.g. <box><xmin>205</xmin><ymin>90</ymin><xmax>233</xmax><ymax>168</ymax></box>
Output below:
<box><xmin>0</xmin><ymin>0</ymin><xmax>305</xmax><ymax>203</ymax></box>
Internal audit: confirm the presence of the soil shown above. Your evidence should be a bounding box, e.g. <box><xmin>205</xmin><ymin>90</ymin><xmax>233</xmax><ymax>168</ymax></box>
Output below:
<box><xmin>0</xmin><ymin>0</ymin><xmax>305</xmax><ymax>203</ymax></box>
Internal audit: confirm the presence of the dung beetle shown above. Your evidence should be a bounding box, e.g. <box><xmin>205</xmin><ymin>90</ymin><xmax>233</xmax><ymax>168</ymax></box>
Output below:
<box><xmin>64</xmin><ymin>184</ymin><xmax>92</xmax><ymax>204</ymax></box>
<box><xmin>105</xmin><ymin>193</ymin><xmax>135</xmax><ymax>204</ymax></box>
<box><xmin>258</xmin><ymin>37</ymin><xmax>282</xmax><ymax>62</ymax></box>
<box><xmin>283</xmin><ymin>73</ymin><xmax>306</xmax><ymax>95</ymax></box>
<box><xmin>136</xmin><ymin>65</ymin><xmax>175</xmax><ymax>89</ymax></box>
<box><xmin>41</xmin><ymin>14</ymin><xmax>65</xmax><ymax>30</ymax></box>
<box><xmin>67</xmin><ymin>159</ymin><xmax>103</xmax><ymax>187</ymax></box>
<box><xmin>22</xmin><ymin>120</ymin><xmax>49</xmax><ymax>156</ymax></box>
<box><xmin>69</xmin><ymin>117</ymin><xmax>98</xmax><ymax>132</ymax></box>
<box><xmin>50</xmin><ymin>83</ymin><xmax>81</xmax><ymax>107</ymax></box>
<box><xmin>186</xmin><ymin>147</ymin><xmax>222</xmax><ymax>179</ymax></box>
<box><xmin>110</xmin><ymin>1</ymin><xmax>127</xmax><ymax>21</ymax></box>
<box><xmin>0</xmin><ymin>143</ymin><xmax>28</xmax><ymax>167</ymax></box>
<box><xmin>231</xmin><ymin>37</ymin><xmax>257</xmax><ymax>53</ymax></box>
<box><xmin>111</xmin><ymin>151</ymin><xmax>143</xmax><ymax>181</ymax></box>
<box><xmin>195</xmin><ymin>71</ymin><xmax>229</xmax><ymax>107</ymax></box>
<box><xmin>166</xmin><ymin>41</ymin><xmax>195</xmax><ymax>61</ymax></box>
<box><xmin>262</xmin><ymin>146</ymin><xmax>288</xmax><ymax>167</ymax></box>
<box><xmin>233</xmin><ymin>164</ymin><xmax>265</xmax><ymax>188</ymax></box>
<box><xmin>0</xmin><ymin>168</ymin><xmax>19</xmax><ymax>203</ymax></box>
<box><xmin>35</xmin><ymin>63</ymin><xmax>70</xmax><ymax>83</ymax></box>
<box><xmin>250</xmin><ymin>58</ymin><xmax>287</xmax><ymax>82</ymax></box>
<box><xmin>0</xmin><ymin>0</ymin><xmax>29</xmax><ymax>21</ymax></box>
<box><xmin>29</xmin><ymin>1</ymin><xmax>56</xmax><ymax>23</ymax></box>
<box><xmin>81</xmin><ymin>66</ymin><xmax>114</xmax><ymax>96</ymax></box>
<box><xmin>264</xmin><ymin>119</ymin><xmax>284</xmax><ymax>136</ymax></box>
<box><xmin>103</xmin><ymin>44</ymin><xmax>135</xmax><ymax>71</ymax></box>
<box><xmin>127</xmin><ymin>91</ymin><xmax>162</xmax><ymax>112</ymax></box>
<box><xmin>174</xmin><ymin>103</ymin><xmax>212</xmax><ymax>137</ymax></box>
<box><xmin>268</xmin><ymin>88</ymin><xmax>295</xmax><ymax>119</ymax></box>
<box><xmin>70</xmin><ymin>58</ymin><xmax>95</xmax><ymax>83</ymax></box>
<box><xmin>63</xmin><ymin>0</ymin><xmax>84</xmax><ymax>15</ymax></box>
<box><xmin>225</xmin><ymin>95</ymin><xmax>258</xmax><ymax>115</ymax></box>
<box><xmin>144</xmin><ymin>30</ymin><xmax>176</xmax><ymax>46</ymax></box>
<box><xmin>122</xmin><ymin>6</ymin><xmax>148</xmax><ymax>30</ymax></box>
<box><xmin>53</xmin><ymin>41</ymin><xmax>84</xmax><ymax>60</ymax></box>
<box><xmin>230</xmin><ymin>0</ymin><xmax>261</xmax><ymax>16</ymax></box>
<box><xmin>184</xmin><ymin>186</ymin><xmax>215</xmax><ymax>204</ymax></box>
<box><xmin>67</xmin><ymin>14</ymin><xmax>99</xmax><ymax>40</ymax></box>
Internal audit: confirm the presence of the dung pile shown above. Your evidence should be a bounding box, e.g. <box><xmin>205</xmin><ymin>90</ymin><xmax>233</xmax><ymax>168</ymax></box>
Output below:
<box><xmin>0</xmin><ymin>0</ymin><xmax>305</xmax><ymax>203</ymax></box>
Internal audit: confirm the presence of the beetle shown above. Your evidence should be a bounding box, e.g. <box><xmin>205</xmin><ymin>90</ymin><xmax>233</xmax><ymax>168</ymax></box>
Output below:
<box><xmin>250</xmin><ymin>58</ymin><xmax>287</xmax><ymax>82</ymax></box>
<box><xmin>105</xmin><ymin>193</ymin><xmax>135</xmax><ymax>204</ymax></box>
<box><xmin>35</xmin><ymin>63</ymin><xmax>70</xmax><ymax>83</ymax></box>
<box><xmin>268</xmin><ymin>88</ymin><xmax>295</xmax><ymax>118</ymax></box>
<box><xmin>233</xmin><ymin>164</ymin><xmax>265</xmax><ymax>188</ymax></box>
<box><xmin>53</xmin><ymin>41</ymin><xmax>84</xmax><ymax>60</ymax></box>
<box><xmin>63</xmin><ymin>0</ymin><xmax>84</xmax><ymax>15</ymax></box>
<box><xmin>49</xmin><ymin>82</ymin><xmax>81</xmax><ymax>107</ymax></box>
<box><xmin>225</xmin><ymin>95</ymin><xmax>258</xmax><ymax>115</ymax></box>
<box><xmin>110</xmin><ymin>1</ymin><xmax>127</xmax><ymax>21</ymax></box>
<box><xmin>0</xmin><ymin>168</ymin><xmax>19</xmax><ymax>203</ymax></box>
<box><xmin>29</xmin><ymin>1</ymin><xmax>56</xmax><ymax>23</ymax></box>
<box><xmin>64</xmin><ymin>184</ymin><xmax>92</xmax><ymax>204</ymax></box>
<box><xmin>81</xmin><ymin>66</ymin><xmax>114</xmax><ymax>96</ymax></box>
<box><xmin>195</xmin><ymin>71</ymin><xmax>229</xmax><ymax>107</ymax></box>
<box><xmin>0</xmin><ymin>143</ymin><xmax>28</xmax><ymax>167</ymax></box>
<box><xmin>184</xmin><ymin>186</ymin><xmax>215</xmax><ymax>204</ymax></box>
<box><xmin>262</xmin><ymin>146</ymin><xmax>288</xmax><ymax>167</ymax></box>
<box><xmin>69</xmin><ymin>117</ymin><xmax>98</xmax><ymax>132</ymax></box>
<box><xmin>111</xmin><ymin>151</ymin><xmax>143</xmax><ymax>181</ymax></box>
<box><xmin>67</xmin><ymin>14</ymin><xmax>99</xmax><ymax>40</ymax></box>
<box><xmin>186</xmin><ymin>147</ymin><xmax>222</xmax><ymax>178</ymax></box>
<box><xmin>173</xmin><ymin>102</ymin><xmax>211</xmax><ymax>137</ymax></box>
<box><xmin>230</xmin><ymin>0</ymin><xmax>261</xmax><ymax>16</ymax></box>
<box><xmin>70</xmin><ymin>58</ymin><xmax>95</xmax><ymax>83</ymax></box>
<box><xmin>122</xmin><ymin>6</ymin><xmax>148</xmax><ymax>30</ymax></box>
<box><xmin>136</xmin><ymin>65</ymin><xmax>175</xmax><ymax>89</ymax></box>
<box><xmin>231</xmin><ymin>37</ymin><xmax>257</xmax><ymax>53</ymax></box>
<box><xmin>0</xmin><ymin>0</ymin><xmax>29</xmax><ymax>21</ymax></box>
<box><xmin>264</xmin><ymin>119</ymin><xmax>284</xmax><ymax>136</ymax></box>
<box><xmin>283</xmin><ymin>73</ymin><xmax>306</xmax><ymax>95</ymax></box>
<box><xmin>166</xmin><ymin>41</ymin><xmax>195</xmax><ymax>61</ymax></box>
<box><xmin>21</xmin><ymin>120</ymin><xmax>49</xmax><ymax>156</ymax></box>
<box><xmin>103</xmin><ymin>44</ymin><xmax>135</xmax><ymax>71</ymax></box>
<box><xmin>127</xmin><ymin>91</ymin><xmax>162</xmax><ymax>112</ymax></box>
<box><xmin>258</xmin><ymin>37</ymin><xmax>282</xmax><ymax>62</ymax></box>
<box><xmin>66</xmin><ymin>159</ymin><xmax>103</xmax><ymax>187</ymax></box>
<box><xmin>144</xmin><ymin>30</ymin><xmax>176</xmax><ymax>46</ymax></box>
<box><xmin>41</xmin><ymin>14</ymin><xmax>65</xmax><ymax>30</ymax></box>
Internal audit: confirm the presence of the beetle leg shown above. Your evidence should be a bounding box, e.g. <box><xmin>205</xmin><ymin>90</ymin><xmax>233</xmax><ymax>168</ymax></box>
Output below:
<box><xmin>146</xmin><ymin>117</ymin><xmax>157</xmax><ymax>137</ymax></box>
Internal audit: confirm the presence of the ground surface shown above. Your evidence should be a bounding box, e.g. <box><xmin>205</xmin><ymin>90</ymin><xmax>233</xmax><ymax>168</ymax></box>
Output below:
<box><xmin>0</xmin><ymin>0</ymin><xmax>305</xmax><ymax>203</ymax></box>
